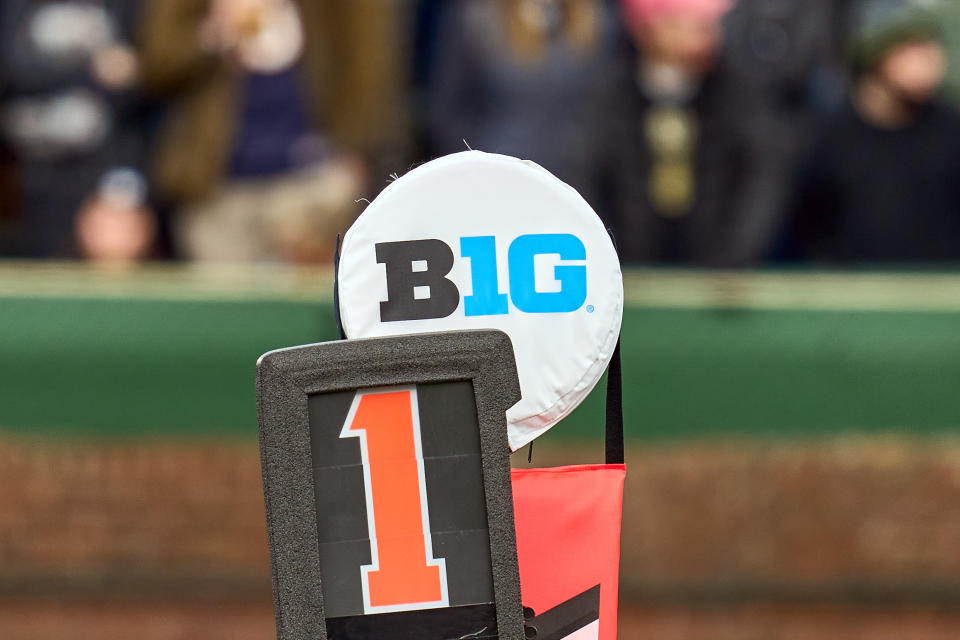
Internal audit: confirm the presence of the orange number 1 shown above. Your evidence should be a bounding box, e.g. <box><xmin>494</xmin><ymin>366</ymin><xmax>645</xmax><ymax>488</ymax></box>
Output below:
<box><xmin>340</xmin><ymin>387</ymin><xmax>449</xmax><ymax>613</ymax></box>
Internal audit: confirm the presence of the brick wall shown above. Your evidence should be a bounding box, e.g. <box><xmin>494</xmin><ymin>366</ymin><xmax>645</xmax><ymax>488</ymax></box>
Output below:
<box><xmin>0</xmin><ymin>439</ymin><xmax>268</xmax><ymax>587</ymax></box>
<box><xmin>2</xmin><ymin>435</ymin><xmax>959</xmax><ymax>638</ymax></box>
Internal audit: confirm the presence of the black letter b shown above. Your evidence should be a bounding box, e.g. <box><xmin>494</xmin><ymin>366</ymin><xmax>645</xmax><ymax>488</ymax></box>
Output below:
<box><xmin>376</xmin><ymin>240</ymin><xmax>460</xmax><ymax>321</ymax></box>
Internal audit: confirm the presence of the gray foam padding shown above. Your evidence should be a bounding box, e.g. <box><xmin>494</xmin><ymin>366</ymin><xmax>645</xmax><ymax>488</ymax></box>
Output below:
<box><xmin>256</xmin><ymin>329</ymin><xmax>524</xmax><ymax>640</ymax></box>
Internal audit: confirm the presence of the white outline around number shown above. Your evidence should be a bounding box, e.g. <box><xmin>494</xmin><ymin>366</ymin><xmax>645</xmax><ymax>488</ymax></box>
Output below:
<box><xmin>340</xmin><ymin>386</ymin><xmax>450</xmax><ymax>614</ymax></box>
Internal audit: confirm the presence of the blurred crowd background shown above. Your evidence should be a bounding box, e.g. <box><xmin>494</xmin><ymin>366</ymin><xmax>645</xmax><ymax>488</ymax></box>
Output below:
<box><xmin>2</xmin><ymin>0</ymin><xmax>960</xmax><ymax>267</ymax></box>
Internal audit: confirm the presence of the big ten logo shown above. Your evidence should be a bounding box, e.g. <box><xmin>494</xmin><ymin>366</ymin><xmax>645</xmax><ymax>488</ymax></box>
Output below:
<box><xmin>375</xmin><ymin>234</ymin><xmax>588</xmax><ymax>322</ymax></box>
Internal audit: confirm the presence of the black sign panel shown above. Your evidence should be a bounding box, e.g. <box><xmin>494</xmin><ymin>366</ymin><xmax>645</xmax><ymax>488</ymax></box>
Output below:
<box><xmin>257</xmin><ymin>330</ymin><xmax>523</xmax><ymax>640</ymax></box>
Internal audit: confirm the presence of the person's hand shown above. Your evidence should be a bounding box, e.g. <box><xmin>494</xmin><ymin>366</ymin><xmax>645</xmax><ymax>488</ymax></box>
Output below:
<box><xmin>199</xmin><ymin>0</ymin><xmax>273</xmax><ymax>54</ymax></box>
<box><xmin>90</xmin><ymin>43</ymin><xmax>139</xmax><ymax>90</ymax></box>
<box><xmin>272</xmin><ymin>153</ymin><xmax>368</xmax><ymax>263</ymax></box>
<box><xmin>75</xmin><ymin>195</ymin><xmax>156</xmax><ymax>264</ymax></box>
<box><xmin>330</xmin><ymin>152</ymin><xmax>369</xmax><ymax>197</ymax></box>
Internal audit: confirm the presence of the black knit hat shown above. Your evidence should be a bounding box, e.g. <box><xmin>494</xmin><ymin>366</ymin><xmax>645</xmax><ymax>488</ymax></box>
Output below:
<box><xmin>849</xmin><ymin>0</ymin><xmax>942</xmax><ymax>75</ymax></box>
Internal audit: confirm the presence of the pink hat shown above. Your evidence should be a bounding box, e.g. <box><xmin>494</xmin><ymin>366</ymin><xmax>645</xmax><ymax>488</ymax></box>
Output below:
<box><xmin>620</xmin><ymin>0</ymin><xmax>735</xmax><ymax>27</ymax></box>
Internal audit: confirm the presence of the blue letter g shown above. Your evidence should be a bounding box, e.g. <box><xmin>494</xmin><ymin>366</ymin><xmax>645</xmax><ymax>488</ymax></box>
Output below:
<box><xmin>508</xmin><ymin>234</ymin><xmax>587</xmax><ymax>313</ymax></box>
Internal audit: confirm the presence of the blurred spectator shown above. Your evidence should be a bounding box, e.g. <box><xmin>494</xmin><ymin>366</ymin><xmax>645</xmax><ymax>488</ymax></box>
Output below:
<box><xmin>585</xmin><ymin>0</ymin><xmax>794</xmax><ymax>266</ymax></box>
<box><xmin>0</xmin><ymin>0</ymin><xmax>156</xmax><ymax>261</ymax></box>
<box><xmin>411</xmin><ymin>1</ymin><xmax>445</xmax><ymax>140</ymax></box>
<box><xmin>139</xmin><ymin>0</ymin><xmax>408</xmax><ymax>263</ymax></box>
<box><xmin>427</xmin><ymin>0</ymin><xmax>612</xmax><ymax>186</ymax></box>
<box><xmin>723</xmin><ymin>0</ymin><xmax>845</xmax><ymax>115</ymax></box>
<box><xmin>933</xmin><ymin>0</ymin><xmax>960</xmax><ymax>105</ymax></box>
<box><xmin>792</xmin><ymin>0</ymin><xmax>960</xmax><ymax>263</ymax></box>
<box><xmin>75</xmin><ymin>167</ymin><xmax>155</xmax><ymax>263</ymax></box>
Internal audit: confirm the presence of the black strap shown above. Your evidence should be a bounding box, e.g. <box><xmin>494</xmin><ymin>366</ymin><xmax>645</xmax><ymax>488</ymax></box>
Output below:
<box><xmin>333</xmin><ymin>233</ymin><xmax>346</xmax><ymax>340</ymax></box>
<box><xmin>604</xmin><ymin>338</ymin><xmax>624</xmax><ymax>465</ymax></box>
<box><xmin>604</xmin><ymin>228</ymin><xmax>624</xmax><ymax>465</ymax></box>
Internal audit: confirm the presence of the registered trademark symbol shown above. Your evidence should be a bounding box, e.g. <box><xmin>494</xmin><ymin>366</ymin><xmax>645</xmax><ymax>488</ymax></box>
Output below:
<box><xmin>586</xmin><ymin>305</ymin><xmax>595</xmax><ymax>313</ymax></box>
